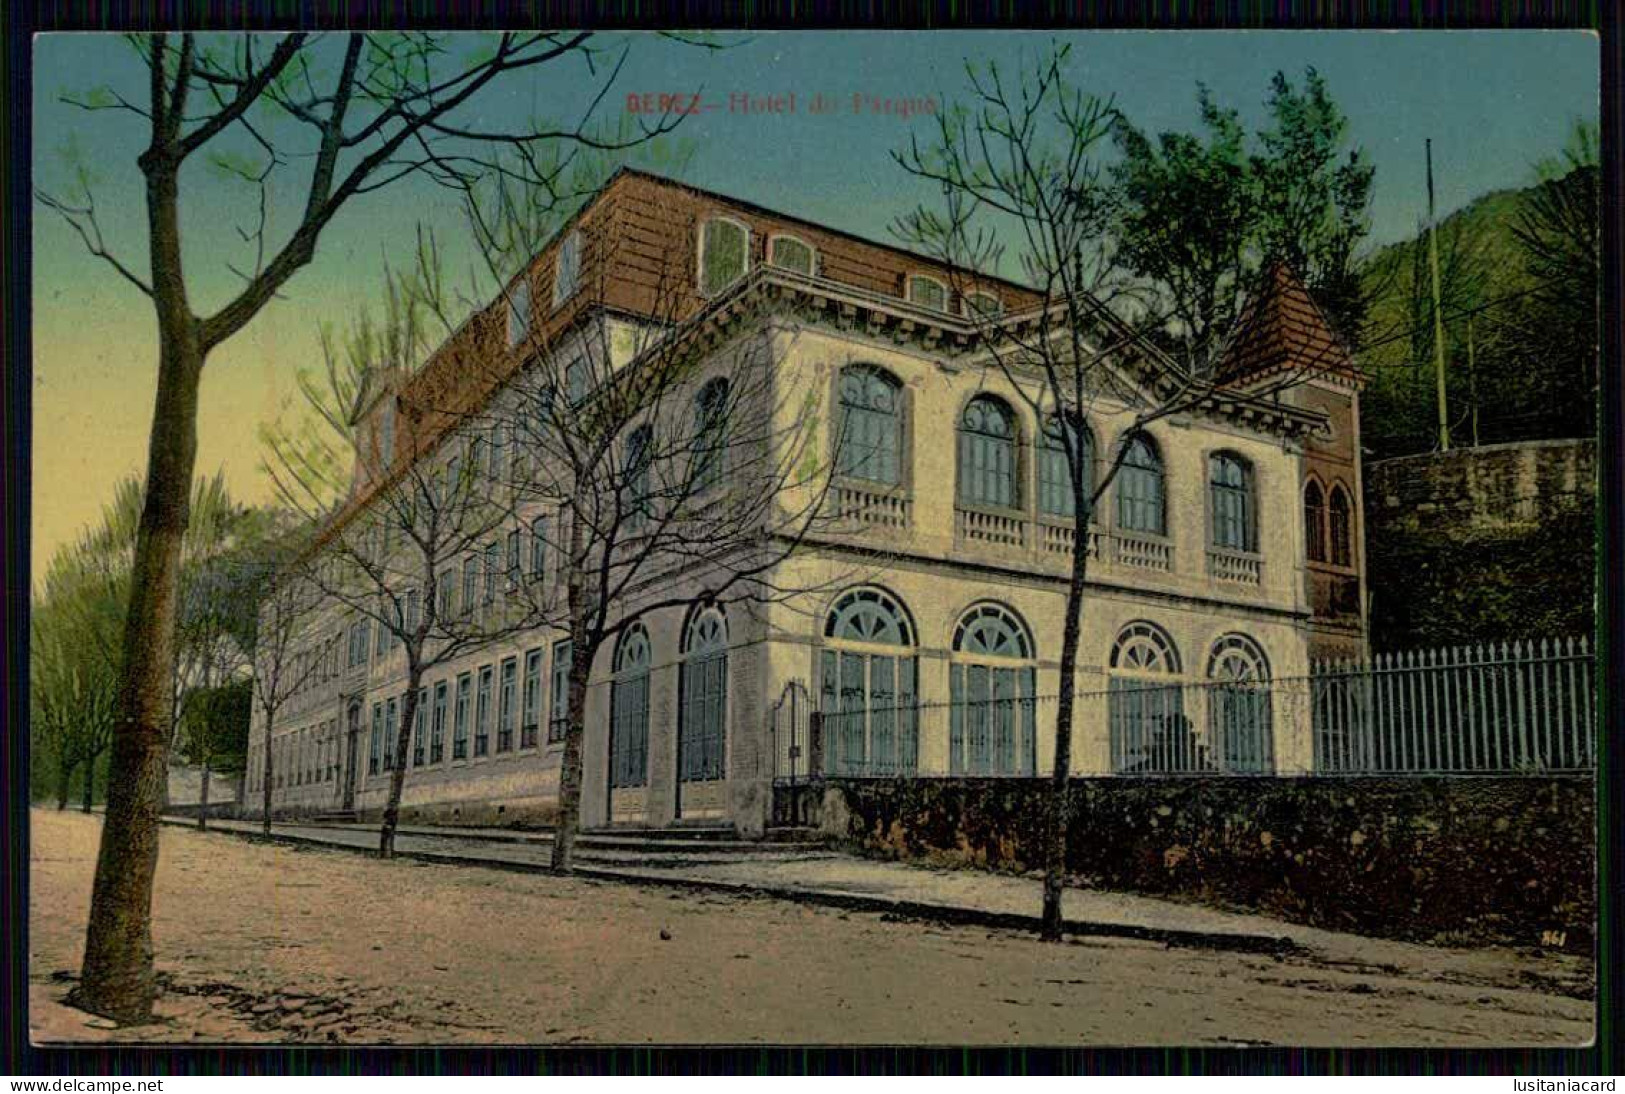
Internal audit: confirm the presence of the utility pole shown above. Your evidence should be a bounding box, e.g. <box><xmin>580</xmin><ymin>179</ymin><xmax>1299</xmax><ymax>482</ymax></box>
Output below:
<box><xmin>1467</xmin><ymin>313</ymin><xmax>1479</xmax><ymax>448</ymax></box>
<box><xmin>1426</xmin><ymin>139</ymin><xmax>1451</xmax><ymax>452</ymax></box>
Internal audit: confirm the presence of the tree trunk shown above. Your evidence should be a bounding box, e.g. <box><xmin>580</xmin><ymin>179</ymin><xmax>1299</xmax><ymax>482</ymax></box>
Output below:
<box><xmin>379</xmin><ymin>676</ymin><xmax>423</xmax><ymax>859</ymax></box>
<box><xmin>1040</xmin><ymin>525</ymin><xmax>1091</xmax><ymax>942</ymax></box>
<box><xmin>551</xmin><ymin>638</ymin><xmax>593</xmax><ymax>873</ymax></box>
<box><xmin>197</xmin><ymin>759</ymin><xmax>210</xmax><ymax>831</ymax></box>
<box><xmin>261</xmin><ymin>702</ymin><xmax>277</xmax><ymax>837</ymax></box>
<box><xmin>57</xmin><ymin>750</ymin><xmax>75</xmax><ymax>811</ymax></box>
<box><xmin>74</xmin><ymin>158</ymin><xmax>203</xmax><ymax>1025</ymax></box>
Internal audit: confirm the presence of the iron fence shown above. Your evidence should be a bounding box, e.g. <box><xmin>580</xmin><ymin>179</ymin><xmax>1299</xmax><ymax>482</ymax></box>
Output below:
<box><xmin>787</xmin><ymin>637</ymin><xmax>1594</xmax><ymax>779</ymax></box>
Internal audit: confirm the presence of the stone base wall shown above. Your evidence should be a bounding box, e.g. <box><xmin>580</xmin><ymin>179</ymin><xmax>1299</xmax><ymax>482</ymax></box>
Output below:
<box><xmin>818</xmin><ymin>776</ymin><xmax>1595</xmax><ymax>951</ymax></box>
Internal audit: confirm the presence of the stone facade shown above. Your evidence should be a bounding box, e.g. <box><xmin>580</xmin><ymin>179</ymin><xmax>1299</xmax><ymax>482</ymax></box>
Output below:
<box><xmin>245</xmin><ymin>171</ymin><xmax>1369</xmax><ymax>835</ymax></box>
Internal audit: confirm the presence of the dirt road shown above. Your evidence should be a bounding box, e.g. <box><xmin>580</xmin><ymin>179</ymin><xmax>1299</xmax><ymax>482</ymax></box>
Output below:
<box><xmin>29</xmin><ymin>810</ymin><xmax>1593</xmax><ymax>1046</ymax></box>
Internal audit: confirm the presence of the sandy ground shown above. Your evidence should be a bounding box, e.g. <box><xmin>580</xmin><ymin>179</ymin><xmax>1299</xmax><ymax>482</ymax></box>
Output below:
<box><xmin>30</xmin><ymin>809</ymin><xmax>1594</xmax><ymax>1047</ymax></box>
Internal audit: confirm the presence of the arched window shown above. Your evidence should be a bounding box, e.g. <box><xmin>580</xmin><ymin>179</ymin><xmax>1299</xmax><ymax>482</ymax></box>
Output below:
<box><xmin>1304</xmin><ymin>480</ymin><xmax>1327</xmax><ymax>563</ymax></box>
<box><xmin>1107</xmin><ymin>622</ymin><xmax>1194</xmax><ymax>774</ymax></box>
<box><xmin>1209</xmin><ymin>452</ymin><xmax>1257</xmax><ymax>552</ymax></box>
<box><xmin>1207</xmin><ymin>634</ymin><xmax>1273</xmax><ymax>774</ymax></box>
<box><xmin>821</xmin><ymin>587</ymin><xmax>918</xmax><ymax>775</ymax></box>
<box><xmin>609</xmin><ymin>624</ymin><xmax>651</xmax><ymax>790</ymax></box>
<box><xmin>837</xmin><ymin>365</ymin><xmax>903</xmax><ymax>486</ymax></box>
<box><xmin>965</xmin><ymin>291</ymin><xmax>1003</xmax><ymax>319</ymax></box>
<box><xmin>1039</xmin><ymin>416</ymin><xmax>1095</xmax><ymax>520</ymax></box>
<box><xmin>679</xmin><ymin>607</ymin><xmax>728</xmax><ymax>783</ymax></box>
<box><xmin>1329</xmin><ymin>484</ymin><xmax>1353</xmax><ymax>567</ymax></box>
<box><xmin>507</xmin><ymin>278</ymin><xmax>531</xmax><ymax>348</ymax></box>
<box><xmin>699</xmin><ymin>218</ymin><xmax>749</xmax><ymax>295</ymax></box>
<box><xmin>693</xmin><ymin>377</ymin><xmax>729</xmax><ymax>493</ymax></box>
<box><xmin>624</xmin><ymin>425</ymin><xmax>652</xmax><ymax>528</ymax></box>
<box><xmin>906</xmin><ymin>274</ymin><xmax>948</xmax><ymax>312</ymax></box>
<box><xmin>769</xmin><ymin>234</ymin><xmax>816</xmax><ymax>275</ymax></box>
<box><xmin>950</xmin><ymin>604</ymin><xmax>1037</xmax><ymax>776</ymax></box>
<box><xmin>1116</xmin><ymin>434</ymin><xmax>1166</xmax><ymax>535</ymax></box>
<box><xmin>958</xmin><ymin>396</ymin><xmax>1019</xmax><ymax>509</ymax></box>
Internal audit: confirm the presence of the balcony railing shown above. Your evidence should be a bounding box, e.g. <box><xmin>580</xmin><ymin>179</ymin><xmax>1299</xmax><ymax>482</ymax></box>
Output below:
<box><xmin>1038</xmin><ymin>518</ymin><xmax>1103</xmax><ymax>560</ymax></box>
<box><xmin>1111</xmin><ymin>531</ymin><xmax>1174</xmax><ymax>573</ymax></box>
<box><xmin>831</xmin><ymin>482</ymin><xmax>912</xmax><ymax>530</ymax></box>
<box><xmin>955</xmin><ymin>506</ymin><xmax>1027</xmax><ymax>549</ymax></box>
<box><xmin>1206</xmin><ymin>547</ymin><xmax>1263</xmax><ymax>586</ymax></box>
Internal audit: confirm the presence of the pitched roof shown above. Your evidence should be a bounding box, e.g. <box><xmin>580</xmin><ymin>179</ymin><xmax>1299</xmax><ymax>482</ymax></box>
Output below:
<box><xmin>1216</xmin><ymin>262</ymin><xmax>1362</xmax><ymax>388</ymax></box>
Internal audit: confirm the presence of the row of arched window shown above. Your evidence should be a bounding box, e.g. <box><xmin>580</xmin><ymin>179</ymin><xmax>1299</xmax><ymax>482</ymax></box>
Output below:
<box><xmin>1304</xmin><ymin>479</ymin><xmax>1355</xmax><ymax>567</ymax></box>
<box><xmin>836</xmin><ymin>364</ymin><xmax>1263</xmax><ymax>552</ymax></box>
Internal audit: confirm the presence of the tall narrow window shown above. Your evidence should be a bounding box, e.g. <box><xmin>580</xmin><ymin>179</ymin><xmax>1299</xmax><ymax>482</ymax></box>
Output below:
<box><xmin>553</xmin><ymin>229</ymin><xmax>581</xmax><ymax>307</ymax></box>
<box><xmin>498</xmin><ymin>657</ymin><xmax>518</xmax><ymax>752</ymax></box>
<box><xmin>957</xmin><ymin>395</ymin><xmax>1018</xmax><ymax>509</ymax></box>
<box><xmin>693</xmin><ymin>377</ymin><xmax>729</xmax><ymax>493</ymax></box>
<box><xmin>1116</xmin><ymin>434</ymin><xmax>1166</xmax><ymax>535</ymax></box>
<box><xmin>679</xmin><ymin>608</ymin><xmax>728</xmax><ymax>783</ymax></box>
<box><xmin>505</xmin><ymin>529</ymin><xmax>521</xmax><ymax>589</ymax></box>
<box><xmin>625</xmin><ymin>425</ymin><xmax>653</xmax><ymax>528</ymax></box>
<box><xmin>412</xmin><ymin>687</ymin><xmax>427</xmax><ymax>766</ymax></box>
<box><xmin>566</xmin><ymin>358</ymin><xmax>588</xmax><ymax>407</ymax></box>
<box><xmin>522</xmin><ymin>648</ymin><xmax>543</xmax><ymax>748</ymax></box>
<box><xmin>1038</xmin><ymin>416</ymin><xmax>1094</xmax><ymax>520</ymax></box>
<box><xmin>507</xmin><ymin>278</ymin><xmax>532</xmax><ymax>348</ymax></box>
<box><xmin>768</xmin><ymin>234</ymin><xmax>815</xmax><ymax>275</ymax></box>
<box><xmin>482</xmin><ymin>542</ymin><xmax>499</xmax><ymax>604</ymax></box>
<box><xmin>475</xmin><ymin>665</ymin><xmax>493</xmax><ymax>757</ymax></box>
<box><xmin>949</xmin><ymin>603</ymin><xmax>1037</xmax><ymax>776</ymax></box>
<box><xmin>383</xmin><ymin>697</ymin><xmax>398</xmax><ymax>771</ymax></box>
<box><xmin>1209</xmin><ymin>452</ymin><xmax>1257</xmax><ymax>552</ymax></box>
<box><xmin>437</xmin><ymin>568</ymin><xmax>455</xmax><ymax>619</ymax></box>
<box><xmin>1304</xmin><ymin>480</ymin><xmax>1327</xmax><ymax>563</ymax></box>
<box><xmin>699</xmin><ymin>218</ymin><xmax>749</xmax><ymax>295</ymax></box>
<box><xmin>820</xmin><ymin>587</ymin><xmax>919</xmax><ymax>776</ymax></box>
<box><xmin>1208</xmin><ymin>634</ymin><xmax>1273</xmax><ymax>774</ymax></box>
<box><xmin>610</xmin><ymin>626</ymin><xmax>652</xmax><ymax>789</ymax></box>
<box><xmin>461</xmin><ymin>555</ymin><xmax>479</xmax><ymax>616</ymax></box>
<box><xmin>549</xmin><ymin>639</ymin><xmax>572</xmax><ymax>744</ymax></box>
<box><xmin>906</xmin><ymin>274</ymin><xmax>948</xmax><ymax>312</ymax></box>
<box><xmin>453</xmin><ymin>673</ymin><xmax>471</xmax><ymax>760</ymax></box>
<box><xmin>529</xmin><ymin>516</ymin><xmax>548</xmax><ymax>581</ymax></box>
<box><xmin>837</xmin><ymin>365</ymin><xmax>902</xmax><ymax>486</ymax></box>
<box><xmin>1329</xmin><ymin>484</ymin><xmax>1353</xmax><ymax>567</ymax></box>
<box><xmin>431</xmin><ymin>681</ymin><xmax>447</xmax><ymax>764</ymax></box>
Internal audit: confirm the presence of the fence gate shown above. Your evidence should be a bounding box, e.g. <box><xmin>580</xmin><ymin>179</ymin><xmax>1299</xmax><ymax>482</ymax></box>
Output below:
<box><xmin>769</xmin><ymin>680</ymin><xmax>819</xmax><ymax>827</ymax></box>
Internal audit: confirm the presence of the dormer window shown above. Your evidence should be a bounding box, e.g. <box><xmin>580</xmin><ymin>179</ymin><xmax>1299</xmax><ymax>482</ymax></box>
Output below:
<box><xmin>507</xmin><ymin>278</ymin><xmax>531</xmax><ymax>349</ymax></box>
<box><xmin>965</xmin><ymin>291</ymin><xmax>1003</xmax><ymax>319</ymax></box>
<box><xmin>553</xmin><ymin>230</ymin><xmax>581</xmax><ymax>307</ymax></box>
<box><xmin>699</xmin><ymin>217</ymin><xmax>749</xmax><ymax>296</ymax></box>
<box><xmin>907</xmin><ymin>275</ymin><xmax>949</xmax><ymax>312</ymax></box>
<box><xmin>768</xmin><ymin>234</ymin><xmax>816</xmax><ymax>276</ymax></box>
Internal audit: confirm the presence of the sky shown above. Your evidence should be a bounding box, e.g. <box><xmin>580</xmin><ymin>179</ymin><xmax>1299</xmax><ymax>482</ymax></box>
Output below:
<box><xmin>30</xmin><ymin>30</ymin><xmax>1599</xmax><ymax>588</ymax></box>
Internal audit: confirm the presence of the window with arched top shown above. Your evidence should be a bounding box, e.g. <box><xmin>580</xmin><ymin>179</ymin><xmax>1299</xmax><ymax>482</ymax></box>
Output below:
<box><xmin>699</xmin><ymin>217</ymin><xmax>749</xmax><ymax>295</ymax></box>
<box><xmin>1304</xmin><ymin>480</ymin><xmax>1327</xmax><ymax>563</ymax></box>
<box><xmin>693</xmin><ymin>377</ymin><xmax>729</xmax><ymax>493</ymax></box>
<box><xmin>1108</xmin><ymin>621</ymin><xmax>1194</xmax><ymax>774</ymax></box>
<box><xmin>1209</xmin><ymin>452</ymin><xmax>1257</xmax><ymax>552</ymax></box>
<box><xmin>906</xmin><ymin>274</ymin><xmax>948</xmax><ymax>312</ymax></box>
<box><xmin>821</xmin><ymin>587</ymin><xmax>918</xmax><ymax>776</ymax></box>
<box><xmin>1207</xmin><ymin>634</ymin><xmax>1273</xmax><ymax>774</ymax></box>
<box><xmin>507</xmin><ymin>278</ymin><xmax>532</xmax><ymax>348</ymax></box>
<box><xmin>624</xmin><ymin>425</ymin><xmax>652</xmax><ymax>529</ymax></box>
<box><xmin>768</xmin><ymin>234</ymin><xmax>816</xmax><ymax>276</ymax></box>
<box><xmin>1039</xmin><ymin>416</ymin><xmax>1095</xmax><ymax>520</ymax></box>
<box><xmin>958</xmin><ymin>396</ymin><xmax>1020</xmax><ymax>509</ymax></box>
<box><xmin>609</xmin><ymin>624</ymin><xmax>651</xmax><ymax>789</ymax></box>
<box><xmin>553</xmin><ymin>230</ymin><xmax>581</xmax><ymax>307</ymax></box>
<box><xmin>1116</xmin><ymin>434</ymin><xmax>1166</xmax><ymax>535</ymax></box>
<box><xmin>1328</xmin><ymin>484</ymin><xmax>1353</xmax><ymax>567</ymax></box>
<box><xmin>965</xmin><ymin>291</ymin><xmax>1003</xmax><ymax>319</ymax></box>
<box><xmin>679</xmin><ymin>607</ymin><xmax>728</xmax><ymax>783</ymax></box>
<box><xmin>837</xmin><ymin>365</ymin><xmax>903</xmax><ymax>486</ymax></box>
<box><xmin>950</xmin><ymin>603</ymin><xmax>1037</xmax><ymax>776</ymax></box>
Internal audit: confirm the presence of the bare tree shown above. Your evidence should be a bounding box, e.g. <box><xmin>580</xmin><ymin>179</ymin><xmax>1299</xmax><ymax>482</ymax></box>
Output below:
<box><xmin>39</xmin><ymin>30</ymin><xmax>693</xmax><ymax>1022</ymax></box>
<box><xmin>894</xmin><ymin>44</ymin><xmax>1327</xmax><ymax>941</ymax></box>
<box><xmin>245</xmin><ymin>553</ymin><xmax>330</xmax><ymax>838</ymax></box>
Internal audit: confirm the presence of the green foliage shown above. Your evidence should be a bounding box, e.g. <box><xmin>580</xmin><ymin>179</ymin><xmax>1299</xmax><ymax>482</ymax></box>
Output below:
<box><xmin>179</xmin><ymin>678</ymin><xmax>253</xmax><ymax>774</ymax></box>
<box><xmin>1111</xmin><ymin>67</ymin><xmax>1375</xmax><ymax>366</ymax></box>
<box><xmin>1358</xmin><ymin>120</ymin><xmax>1598</xmax><ymax>459</ymax></box>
